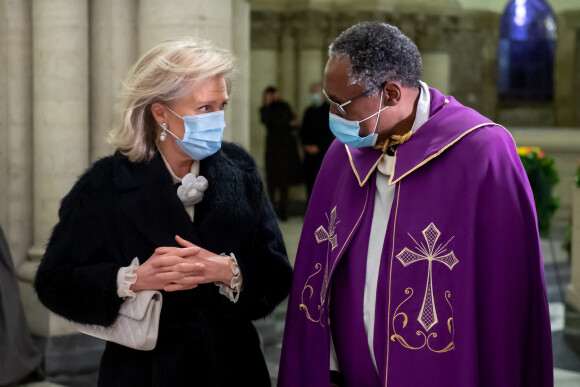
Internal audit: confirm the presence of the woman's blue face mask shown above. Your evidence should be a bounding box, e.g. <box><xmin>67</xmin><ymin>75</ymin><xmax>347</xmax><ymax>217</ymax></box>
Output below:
<box><xmin>328</xmin><ymin>90</ymin><xmax>388</xmax><ymax>148</ymax></box>
<box><xmin>163</xmin><ymin>107</ymin><xmax>225</xmax><ymax>160</ymax></box>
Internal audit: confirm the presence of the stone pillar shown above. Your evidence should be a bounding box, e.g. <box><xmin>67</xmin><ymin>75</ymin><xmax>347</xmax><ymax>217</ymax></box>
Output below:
<box><xmin>422</xmin><ymin>53</ymin><xmax>450</xmax><ymax>94</ymax></box>
<box><xmin>250</xmin><ymin>11</ymin><xmax>280</xmax><ymax>170</ymax></box>
<box><xmin>565</xmin><ymin>186</ymin><xmax>580</xmax><ymax>356</ymax></box>
<box><xmin>568</xmin><ymin>188</ymin><xmax>580</xmax><ymax>310</ymax></box>
<box><xmin>0</xmin><ymin>0</ymin><xmax>33</xmax><ymax>270</ymax></box>
<box><xmin>139</xmin><ymin>0</ymin><xmax>249</xmax><ymax>148</ymax></box>
<box><xmin>278</xmin><ymin>16</ymin><xmax>296</xmax><ymax>110</ymax></box>
<box><xmin>448</xmin><ymin>11</ymin><xmax>499</xmax><ymax>119</ymax></box>
<box><xmin>554</xmin><ymin>11</ymin><xmax>580</xmax><ymax>127</ymax></box>
<box><xmin>295</xmin><ymin>11</ymin><xmax>327</xmax><ymax>119</ymax></box>
<box><xmin>90</xmin><ymin>0</ymin><xmax>139</xmax><ymax>161</ymax></box>
<box><xmin>139</xmin><ymin>0</ymin><xmax>232</xmax><ymax>52</ymax></box>
<box><xmin>0</xmin><ymin>8</ymin><xmax>6</xmax><ymax>237</ymax></box>
<box><xmin>229</xmin><ymin>0</ymin><xmax>251</xmax><ymax>148</ymax></box>
<box><xmin>22</xmin><ymin>0</ymin><xmax>90</xmax><ymax>338</ymax></box>
<box><xmin>412</xmin><ymin>13</ymin><xmax>459</xmax><ymax>96</ymax></box>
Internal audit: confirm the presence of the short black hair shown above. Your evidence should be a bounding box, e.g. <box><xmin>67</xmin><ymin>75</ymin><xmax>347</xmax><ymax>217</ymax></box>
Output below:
<box><xmin>264</xmin><ymin>86</ymin><xmax>277</xmax><ymax>94</ymax></box>
<box><xmin>329</xmin><ymin>21</ymin><xmax>422</xmax><ymax>92</ymax></box>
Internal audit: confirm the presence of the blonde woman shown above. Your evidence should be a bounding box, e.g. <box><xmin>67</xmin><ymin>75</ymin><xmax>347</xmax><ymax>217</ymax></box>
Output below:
<box><xmin>35</xmin><ymin>37</ymin><xmax>292</xmax><ymax>386</ymax></box>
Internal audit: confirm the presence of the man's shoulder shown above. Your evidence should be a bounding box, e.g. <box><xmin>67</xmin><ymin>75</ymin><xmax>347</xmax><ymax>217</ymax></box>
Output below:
<box><xmin>440</xmin><ymin>124</ymin><xmax>521</xmax><ymax>180</ymax></box>
<box><xmin>317</xmin><ymin>140</ymin><xmax>360</xmax><ymax>180</ymax></box>
<box><xmin>426</xmin><ymin>97</ymin><xmax>512</xmax><ymax>161</ymax></box>
<box><xmin>322</xmin><ymin>139</ymin><xmax>349</xmax><ymax>163</ymax></box>
<box><xmin>459</xmin><ymin>124</ymin><xmax>515</xmax><ymax>155</ymax></box>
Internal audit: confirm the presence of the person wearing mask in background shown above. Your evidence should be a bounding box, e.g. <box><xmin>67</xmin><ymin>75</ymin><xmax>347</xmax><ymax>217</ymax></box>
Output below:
<box><xmin>278</xmin><ymin>21</ymin><xmax>552</xmax><ymax>387</ymax></box>
<box><xmin>300</xmin><ymin>82</ymin><xmax>335</xmax><ymax>202</ymax></box>
<box><xmin>260</xmin><ymin>86</ymin><xmax>303</xmax><ymax>221</ymax></box>
<box><xmin>35</xmin><ymin>37</ymin><xmax>292</xmax><ymax>387</ymax></box>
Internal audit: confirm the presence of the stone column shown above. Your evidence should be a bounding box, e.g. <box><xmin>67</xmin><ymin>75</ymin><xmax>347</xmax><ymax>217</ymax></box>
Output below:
<box><xmin>90</xmin><ymin>0</ymin><xmax>139</xmax><ymax>161</ymax></box>
<box><xmin>0</xmin><ymin>8</ymin><xmax>6</xmax><ymax>238</ymax></box>
<box><xmin>422</xmin><ymin>52</ymin><xmax>451</xmax><ymax>94</ymax></box>
<box><xmin>448</xmin><ymin>11</ymin><xmax>499</xmax><ymax>119</ymax></box>
<box><xmin>295</xmin><ymin>11</ymin><xmax>327</xmax><ymax>120</ymax></box>
<box><xmin>565</xmin><ymin>187</ymin><xmax>580</xmax><ymax>351</ymax></box>
<box><xmin>554</xmin><ymin>11</ymin><xmax>580</xmax><ymax>127</ymax></box>
<box><xmin>0</xmin><ymin>0</ymin><xmax>33</xmax><ymax>270</ymax></box>
<box><xmin>250</xmin><ymin>12</ymin><xmax>279</xmax><ymax>170</ymax></box>
<box><xmin>414</xmin><ymin>14</ymin><xmax>457</xmax><ymax>96</ymax></box>
<box><xmin>139</xmin><ymin>0</ymin><xmax>250</xmax><ymax>148</ymax></box>
<box><xmin>278</xmin><ymin>16</ymin><xmax>296</xmax><ymax>110</ymax></box>
<box><xmin>22</xmin><ymin>0</ymin><xmax>90</xmax><ymax>338</ymax></box>
<box><xmin>228</xmin><ymin>0</ymin><xmax>251</xmax><ymax>148</ymax></box>
<box><xmin>139</xmin><ymin>0</ymin><xmax>232</xmax><ymax>52</ymax></box>
<box><xmin>568</xmin><ymin>188</ymin><xmax>580</xmax><ymax>311</ymax></box>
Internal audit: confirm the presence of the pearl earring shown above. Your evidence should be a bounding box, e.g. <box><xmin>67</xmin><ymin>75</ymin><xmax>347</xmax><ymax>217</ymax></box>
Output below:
<box><xmin>160</xmin><ymin>123</ymin><xmax>167</xmax><ymax>142</ymax></box>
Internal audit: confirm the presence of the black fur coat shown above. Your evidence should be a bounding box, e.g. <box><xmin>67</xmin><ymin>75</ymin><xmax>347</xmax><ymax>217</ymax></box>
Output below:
<box><xmin>35</xmin><ymin>142</ymin><xmax>292</xmax><ymax>386</ymax></box>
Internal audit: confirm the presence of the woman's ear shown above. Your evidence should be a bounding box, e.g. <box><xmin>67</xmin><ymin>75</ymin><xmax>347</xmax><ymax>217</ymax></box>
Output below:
<box><xmin>383</xmin><ymin>82</ymin><xmax>402</xmax><ymax>107</ymax></box>
<box><xmin>151</xmin><ymin>102</ymin><xmax>167</xmax><ymax>124</ymax></box>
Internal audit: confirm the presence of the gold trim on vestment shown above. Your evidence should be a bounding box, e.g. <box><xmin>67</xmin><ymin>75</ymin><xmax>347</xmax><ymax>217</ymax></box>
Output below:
<box><xmin>299</xmin><ymin>183</ymin><xmax>371</xmax><ymax>326</ymax></box>
<box><xmin>388</xmin><ymin>123</ymin><xmax>505</xmax><ymax>186</ymax></box>
<box><xmin>346</xmin><ymin>145</ymin><xmax>385</xmax><ymax>187</ymax></box>
<box><xmin>332</xmin><ymin>183</ymin><xmax>370</xmax><ymax>271</ymax></box>
<box><xmin>385</xmin><ymin>182</ymin><xmax>401</xmax><ymax>386</ymax></box>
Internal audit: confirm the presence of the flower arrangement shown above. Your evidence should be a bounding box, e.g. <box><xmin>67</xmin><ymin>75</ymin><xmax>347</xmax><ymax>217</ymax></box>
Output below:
<box><xmin>517</xmin><ymin>146</ymin><xmax>559</xmax><ymax>237</ymax></box>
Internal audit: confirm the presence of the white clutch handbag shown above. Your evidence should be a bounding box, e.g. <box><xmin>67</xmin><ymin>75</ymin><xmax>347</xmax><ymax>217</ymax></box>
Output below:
<box><xmin>76</xmin><ymin>290</ymin><xmax>162</xmax><ymax>351</ymax></box>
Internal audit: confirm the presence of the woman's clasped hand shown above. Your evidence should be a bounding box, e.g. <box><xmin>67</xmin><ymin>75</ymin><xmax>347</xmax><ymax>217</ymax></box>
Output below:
<box><xmin>133</xmin><ymin>235</ymin><xmax>234</xmax><ymax>292</ymax></box>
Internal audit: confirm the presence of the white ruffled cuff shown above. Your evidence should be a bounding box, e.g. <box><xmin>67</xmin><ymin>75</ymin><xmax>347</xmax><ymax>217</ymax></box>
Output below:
<box><xmin>215</xmin><ymin>253</ymin><xmax>242</xmax><ymax>303</ymax></box>
<box><xmin>116</xmin><ymin>257</ymin><xmax>139</xmax><ymax>300</ymax></box>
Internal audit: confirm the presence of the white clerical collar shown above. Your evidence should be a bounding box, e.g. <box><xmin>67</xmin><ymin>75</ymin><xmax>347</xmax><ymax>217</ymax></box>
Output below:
<box><xmin>377</xmin><ymin>81</ymin><xmax>430</xmax><ymax>176</ymax></box>
<box><xmin>411</xmin><ymin>80</ymin><xmax>431</xmax><ymax>133</ymax></box>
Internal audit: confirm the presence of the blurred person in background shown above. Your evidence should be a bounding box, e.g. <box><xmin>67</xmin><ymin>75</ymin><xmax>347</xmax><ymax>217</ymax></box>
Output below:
<box><xmin>260</xmin><ymin>86</ymin><xmax>302</xmax><ymax>221</ymax></box>
<box><xmin>300</xmin><ymin>82</ymin><xmax>334</xmax><ymax>202</ymax></box>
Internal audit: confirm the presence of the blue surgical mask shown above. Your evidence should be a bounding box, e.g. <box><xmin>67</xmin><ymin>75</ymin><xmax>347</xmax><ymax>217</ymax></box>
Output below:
<box><xmin>164</xmin><ymin>108</ymin><xmax>225</xmax><ymax>160</ymax></box>
<box><xmin>328</xmin><ymin>90</ymin><xmax>388</xmax><ymax>148</ymax></box>
<box><xmin>310</xmin><ymin>92</ymin><xmax>323</xmax><ymax>105</ymax></box>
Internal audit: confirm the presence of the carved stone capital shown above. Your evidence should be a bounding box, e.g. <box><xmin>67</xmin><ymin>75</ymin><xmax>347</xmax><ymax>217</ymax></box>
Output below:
<box><xmin>291</xmin><ymin>10</ymin><xmax>330</xmax><ymax>50</ymax></box>
<box><xmin>251</xmin><ymin>11</ymin><xmax>282</xmax><ymax>50</ymax></box>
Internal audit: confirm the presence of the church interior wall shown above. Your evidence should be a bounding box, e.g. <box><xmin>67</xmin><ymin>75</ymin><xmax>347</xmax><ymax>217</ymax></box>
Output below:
<box><xmin>0</xmin><ymin>0</ymin><xmax>578</xmax><ymax>374</ymax></box>
<box><xmin>0</xmin><ymin>1</ymin><xmax>577</xmax><ymax>271</ymax></box>
<box><xmin>250</xmin><ymin>1</ymin><xmax>580</xmax><ymax>228</ymax></box>
<box><xmin>0</xmin><ymin>0</ymin><xmax>578</xmax><ymax>383</ymax></box>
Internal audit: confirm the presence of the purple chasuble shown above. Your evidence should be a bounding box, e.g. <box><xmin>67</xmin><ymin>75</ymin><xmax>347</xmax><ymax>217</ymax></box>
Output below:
<box><xmin>330</xmin><ymin>176</ymin><xmax>380</xmax><ymax>386</ymax></box>
<box><xmin>278</xmin><ymin>88</ymin><xmax>553</xmax><ymax>387</ymax></box>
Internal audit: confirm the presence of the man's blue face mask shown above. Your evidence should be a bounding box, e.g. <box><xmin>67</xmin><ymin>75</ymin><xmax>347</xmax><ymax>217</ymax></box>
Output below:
<box><xmin>327</xmin><ymin>89</ymin><xmax>388</xmax><ymax>148</ymax></box>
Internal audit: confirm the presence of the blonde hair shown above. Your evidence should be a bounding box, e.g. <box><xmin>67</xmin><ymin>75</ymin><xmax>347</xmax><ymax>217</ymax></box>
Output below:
<box><xmin>109</xmin><ymin>37</ymin><xmax>236</xmax><ymax>162</ymax></box>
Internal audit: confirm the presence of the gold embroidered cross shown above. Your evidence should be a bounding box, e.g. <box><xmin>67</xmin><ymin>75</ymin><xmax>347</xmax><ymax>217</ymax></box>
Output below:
<box><xmin>314</xmin><ymin>206</ymin><xmax>339</xmax><ymax>250</ymax></box>
<box><xmin>314</xmin><ymin>206</ymin><xmax>340</xmax><ymax>306</ymax></box>
<box><xmin>396</xmin><ymin>223</ymin><xmax>458</xmax><ymax>332</ymax></box>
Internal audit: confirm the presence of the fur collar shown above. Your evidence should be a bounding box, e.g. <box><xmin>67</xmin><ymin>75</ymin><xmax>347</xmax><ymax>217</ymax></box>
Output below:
<box><xmin>111</xmin><ymin>142</ymin><xmax>264</xmax><ymax>252</ymax></box>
